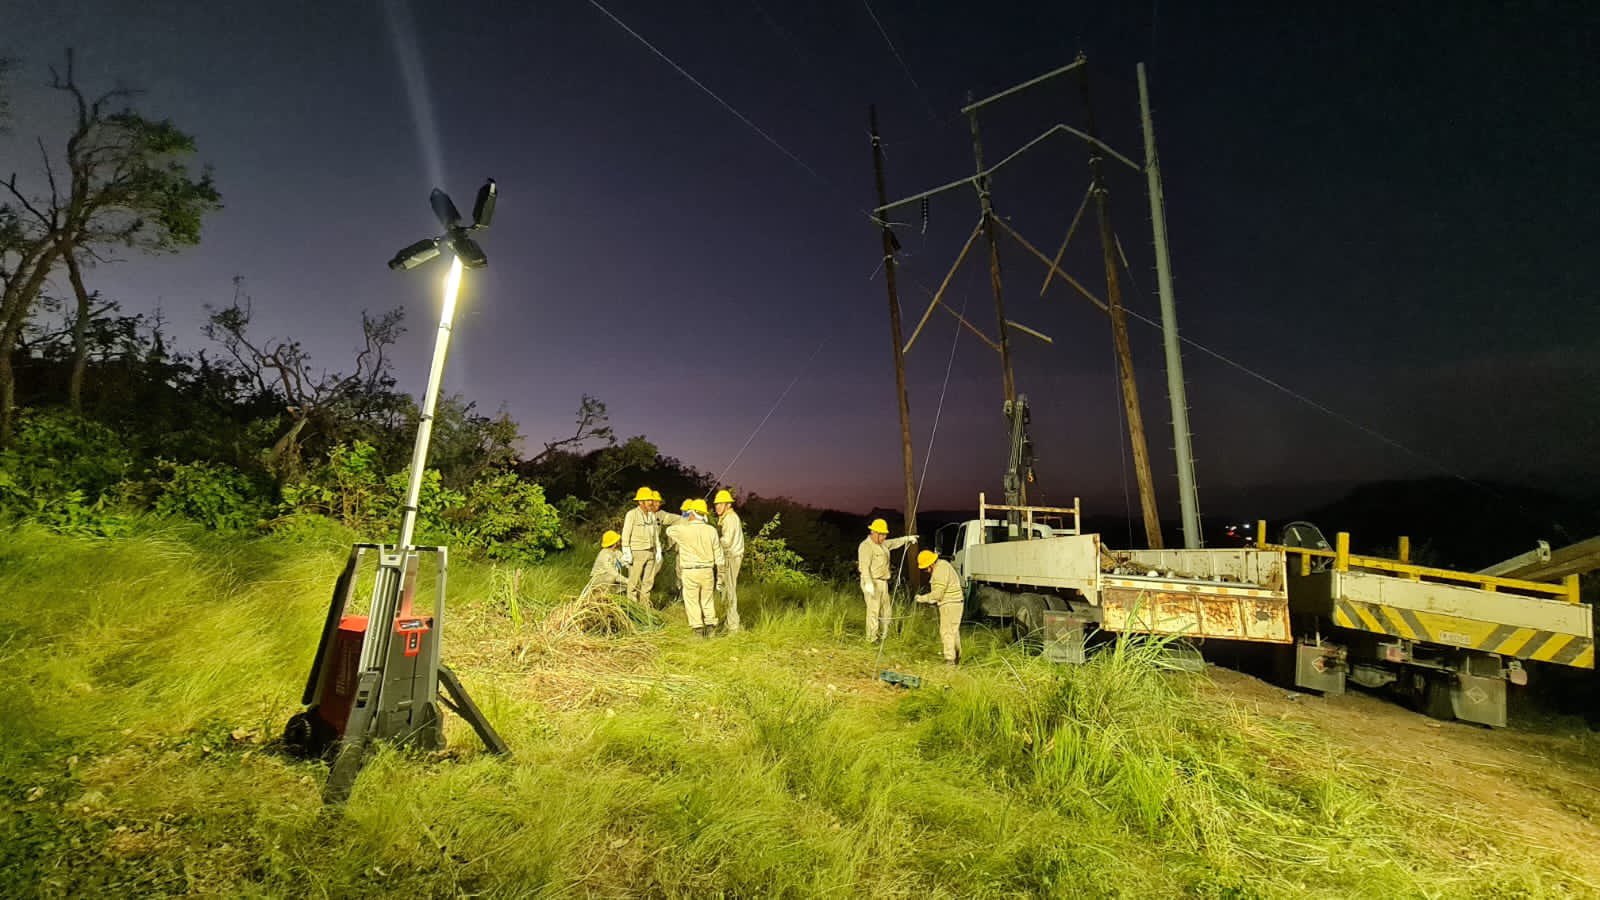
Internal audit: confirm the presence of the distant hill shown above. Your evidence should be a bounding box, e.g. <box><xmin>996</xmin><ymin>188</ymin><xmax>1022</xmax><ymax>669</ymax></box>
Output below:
<box><xmin>1290</xmin><ymin>478</ymin><xmax>1600</xmax><ymax>570</ymax></box>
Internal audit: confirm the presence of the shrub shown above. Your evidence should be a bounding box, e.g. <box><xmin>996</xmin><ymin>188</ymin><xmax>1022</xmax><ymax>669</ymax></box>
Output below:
<box><xmin>280</xmin><ymin>442</ymin><xmax>565</xmax><ymax>562</ymax></box>
<box><xmin>280</xmin><ymin>440</ymin><xmax>387</xmax><ymax>532</ymax></box>
<box><xmin>454</xmin><ymin>471</ymin><xmax>565</xmax><ymax>562</ymax></box>
<box><xmin>744</xmin><ymin>515</ymin><xmax>813</xmax><ymax>589</ymax></box>
<box><xmin>148</xmin><ymin>459</ymin><xmax>269</xmax><ymax>530</ymax></box>
<box><xmin>0</xmin><ymin>409</ymin><xmax>132</xmax><ymax>535</ymax></box>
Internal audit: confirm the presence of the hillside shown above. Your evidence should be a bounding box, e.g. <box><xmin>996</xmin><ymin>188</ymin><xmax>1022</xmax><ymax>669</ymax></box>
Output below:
<box><xmin>4</xmin><ymin>525</ymin><xmax>1599</xmax><ymax>898</ymax></box>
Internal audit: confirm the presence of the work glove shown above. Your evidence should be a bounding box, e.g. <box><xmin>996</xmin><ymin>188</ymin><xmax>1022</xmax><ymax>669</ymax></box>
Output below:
<box><xmin>907</xmin><ymin>534</ymin><xmax>919</xmax><ymax>543</ymax></box>
<box><xmin>860</xmin><ymin>579</ymin><xmax>875</xmax><ymax>596</ymax></box>
<box><xmin>655</xmin><ymin>547</ymin><xmax>663</xmax><ymax>565</ymax></box>
<box><xmin>621</xmin><ymin>547</ymin><xmax>634</xmax><ymax>567</ymax></box>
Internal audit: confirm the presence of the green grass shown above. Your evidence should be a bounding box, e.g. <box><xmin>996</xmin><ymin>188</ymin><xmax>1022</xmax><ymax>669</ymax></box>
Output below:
<box><xmin>0</xmin><ymin>523</ymin><xmax>1592</xmax><ymax>898</ymax></box>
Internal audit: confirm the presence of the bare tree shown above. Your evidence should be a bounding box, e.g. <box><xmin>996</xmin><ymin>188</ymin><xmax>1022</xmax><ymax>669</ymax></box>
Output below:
<box><xmin>0</xmin><ymin>49</ymin><xmax>221</xmax><ymax>444</ymax></box>
<box><xmin>204</xmin><ymin>277</ymin><xmax>405</xmax><ymax>480</ymax></box>
<box><xmin>525</xmin><ymin>394</ymin><xmax>616</xmax><ymax>466</ymax></box>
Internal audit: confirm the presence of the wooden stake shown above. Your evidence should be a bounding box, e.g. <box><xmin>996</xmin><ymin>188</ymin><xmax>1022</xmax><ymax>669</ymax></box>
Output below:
<box><xmin>993</xmin><ymin>217</ymin><xmax>1107</xmax><ymax>313</ymax></box>
<box><xmin>967</xmin><ymin>99</ymin><xmax>1017</xmax><ymax>408</ymax></box>
<box><xmin>870</xmin><ymin>106</ymin><xmax>922</xmax><ymax>589</ymax></box>
<box><xmin>902</xmin><ymin>217</ymin><xmax>982</xmax><ymax>354</ymax></box>
<box><xmin>1081</xmin><ymin>68</ymin><xmax>1163</xmax><ymax>548</ymax></box>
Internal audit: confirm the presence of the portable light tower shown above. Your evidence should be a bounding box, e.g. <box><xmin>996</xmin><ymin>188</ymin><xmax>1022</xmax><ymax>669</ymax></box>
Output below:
<box><xmin>284</xmin><ymin>180</ymin><xmax>509</xmax><ymax>804</ymax></box>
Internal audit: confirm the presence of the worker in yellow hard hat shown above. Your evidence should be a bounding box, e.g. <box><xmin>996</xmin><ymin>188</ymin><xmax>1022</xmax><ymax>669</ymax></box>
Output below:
<box><xmin>578</xmin><ymin>530</ymin><xmax>629</xmax><ymax>603</ymax></box>
<box><xmin>666</xmin><ymin>501</ymin><xmax>726</xmax><ymax>638</ymax></box>
<box><xmin>857</xmin><ymin>517</ymin><xmax>917</xmax><ymax>643</ymax></box>
<box><xmin>621</xmin><ymin>487</ymin><xmax>663</xmax><ymax>607</ymax></box>
<box><xmin>915</xmin><ymin>549</ymin><xmax>964</xmax><ymax>665</ymax></box>
<box><xmin>712</xmin><ymin>489</ymin><xmax>744</xmax><ymax>632</ymax></box>
<box><xmin>651</xmin><ymin>495</ymin><xmax>686</xmax><ymax>597</ymax></box>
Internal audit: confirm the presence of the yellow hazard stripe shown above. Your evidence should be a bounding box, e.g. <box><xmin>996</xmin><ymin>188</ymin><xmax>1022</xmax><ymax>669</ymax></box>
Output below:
<box><xmin>1329</xmin><ymin>600</ymin><xmax>1594</xmax><ymax>669</ymax></box>
<box><xmin>1333</xmin><ymin>602</ymin><xmax>1358</xmax><ymax>630</ymax></box>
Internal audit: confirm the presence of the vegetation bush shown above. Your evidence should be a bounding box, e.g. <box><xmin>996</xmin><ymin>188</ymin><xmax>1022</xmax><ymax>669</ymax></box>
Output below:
<box><xmin>147</xmin><ymin>459</ymin><xmax>270</xmax><ymax>530</ymax></box>
<box><xmin>279</xmin><ymin>441</ymin><xmax>565</xmax><ymax>562</ymax></box>
<box><xmin>743</xmin><ymin>514</ymin><xmax>814</xmax><ymax>590</ymax></box>
<box><xmin>0</xmin><ymin>409</ymin><xmax>132</xmax><ymax>535</ymax></box>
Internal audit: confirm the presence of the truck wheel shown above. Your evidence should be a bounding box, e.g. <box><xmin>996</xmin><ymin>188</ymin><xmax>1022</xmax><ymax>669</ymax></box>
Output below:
<box><xmin>1014</xmin><ymin>595</ymin><xmax>1046</xmax><ymax>652</ymax></box>
<box><xmin>1268</xmin><ymin>641</ymin><xmax>1297</xmax><ymax>688</ymax></box>
<box><xmin>1420</xmin><ymin>674</ymin><xmax>1456</xmax><ymax>721</ymax></box>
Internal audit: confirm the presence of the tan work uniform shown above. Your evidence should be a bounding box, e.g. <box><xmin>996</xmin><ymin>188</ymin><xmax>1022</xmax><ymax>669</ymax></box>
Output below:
<box><xmin>916</xmin><ymin>559</ymin><xmax>965</xmax><ymax>663</ymax></box>
<box><xmin>578</xmin><ymin>546</ymin><xmax>628</xmax><ymax>602</ymax></box>
<box><xmin>718</xmin><ymin>509</ymin><xmax>744</xmax><ymax>631</ymax></box>
<box><xmin>621</xmin><ymin>506</ymin><xmax>661</xmax><ymax>607</ymax></box>
<box><xmin>658</xmin><ymin>511</ymin><xmax>684</xmax><ymax>594</ymax></box>
<box><xmin>858</xmin><ymin>535</ymin><xmax>915</xmax><ymax>642</ymax></box>
<box><xmin>667</xmin><ymin>517</ymin><xmax>726</xmax><ymax>630</ymax></box>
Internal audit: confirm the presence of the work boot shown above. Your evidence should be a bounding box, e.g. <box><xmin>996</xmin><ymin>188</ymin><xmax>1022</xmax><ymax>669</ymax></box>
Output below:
<box><xmin>699</xmin><ymin>626</ymin><xmax>713</xmax><ymax>640</ymax></box>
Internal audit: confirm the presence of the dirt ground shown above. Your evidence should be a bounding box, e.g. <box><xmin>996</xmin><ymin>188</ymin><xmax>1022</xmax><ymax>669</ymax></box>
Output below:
<box><xmin>1207</xmin><ymin>667</ymin><xmax>1600</xmax><ymax>883</ymax></box>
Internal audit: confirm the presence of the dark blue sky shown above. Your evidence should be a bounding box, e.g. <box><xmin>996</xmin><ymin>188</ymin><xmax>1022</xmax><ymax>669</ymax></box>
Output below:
<box><xmin>4</xmin><ymin>1</ymin><xmax>1597</xmax><ymax>516</ymax></box>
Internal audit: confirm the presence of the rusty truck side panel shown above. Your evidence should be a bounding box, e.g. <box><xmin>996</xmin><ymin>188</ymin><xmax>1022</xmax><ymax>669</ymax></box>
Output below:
<box><xmin>1102</xmin><ymin>582</ymin><xmax>1292</xmax><ymax>642</ymax></box>
<box><xmin>966</xmin><ymin>534</ymin><xmax>1292</xmax><ymax>644</ymax></box>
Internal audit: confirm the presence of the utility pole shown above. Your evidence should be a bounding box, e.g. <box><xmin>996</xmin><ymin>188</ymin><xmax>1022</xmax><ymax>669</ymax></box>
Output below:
<box><xmin>1137</xmin><ymin>63</ymin><xmax>1202</xmax><ymax>549</ymax></box>
<box><xmin>966</xmin><ymin>94</ymin><xmax>1019</xmax><ymax>410</ymax></box>
<box><xmin>1080</xmin><ymin>68</ymin><xmax>1163</xmax><ymax>548</ymax></box>
<box><xmin>870</xmin><ymin>105</ymin><xmax>921</xmax><ymax>588</ymax></box>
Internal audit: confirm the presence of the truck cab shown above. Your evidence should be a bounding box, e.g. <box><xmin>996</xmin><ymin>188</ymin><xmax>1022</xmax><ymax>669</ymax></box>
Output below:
<box><xmin>939</xmin><ymin>517</ymin><xmax>1059</xmax><ymax>579</ymax></box>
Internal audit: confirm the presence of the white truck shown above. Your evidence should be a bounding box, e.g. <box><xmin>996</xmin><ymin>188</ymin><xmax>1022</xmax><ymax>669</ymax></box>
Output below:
<box><xmin>1263</xmin><ymin>520</ymin><xmax>1593</xmax><ymax>727</ymax></box>
<box><xmin>938</xmin><ymin>494</ymin><xmax>1292</xmax><ymax>663</ymax></box>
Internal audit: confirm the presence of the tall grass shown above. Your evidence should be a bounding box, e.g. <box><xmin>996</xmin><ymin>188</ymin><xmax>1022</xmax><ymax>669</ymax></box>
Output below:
<box><xmin>0</xmin><ymin>524</ymin><xmax>1588</xmax><ymax>898</ymax></box>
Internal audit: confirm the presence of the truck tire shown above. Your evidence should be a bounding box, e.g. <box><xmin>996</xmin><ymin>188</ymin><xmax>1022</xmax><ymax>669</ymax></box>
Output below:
<box><xmin>1420</xmin><ymin>674</ymin><xmax>1455</xmax><ymax>721</ymax></box>
<box><xmin>1014</xmin><ymin>594</ymin><xmax>1046</xmax><ymax>651</ymax></box>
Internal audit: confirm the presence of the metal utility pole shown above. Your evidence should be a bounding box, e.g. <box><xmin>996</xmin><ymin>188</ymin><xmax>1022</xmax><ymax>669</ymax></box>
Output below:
<box><xmin>1080</xmin><ymin>68</ymin><xmax>1163</xmax><ymax>548</ymax></box>
<box><xmin>870</xmin><ymin>105</ymin><xmax>921</xmax><ymax>588</ymax></box>
<box><xmin>1137</xmin><ymin>63</ymin><xmax>1202</xmax><ymax>549</ymax></box>
<box><xmin>966</xmin><ymin>95</ymin><xmax>1019</xmax><ymax>409</ymax></box>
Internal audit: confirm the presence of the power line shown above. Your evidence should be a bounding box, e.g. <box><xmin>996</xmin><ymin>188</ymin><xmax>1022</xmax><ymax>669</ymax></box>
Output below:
<box><xmin>1117</xmin><ymin>303</ymin><xmax>1492</xmax><ymax>494</ymax></box>
<box><xmin>913</xmin><ymin>268</ymin><xmax>974</xmax><ymax>509</ymax></box>
<box><xmin>586</xmin><ymin>0</ymin><xmax>828</xmax><ymax>185</ymax></box>
<box><xmin>711</xmin><ymin>336</ymin><xmax>831</xmax><ymax>488</ymax></box>
<box><xmin>860</xmin><ymin>0</ymin><xmax>939</xmax><ymax>122</ymax></box>
<box><xmin>889</xmin><ymin>265</ymin><xmax>974</xmax><ymax>599</ymax></box>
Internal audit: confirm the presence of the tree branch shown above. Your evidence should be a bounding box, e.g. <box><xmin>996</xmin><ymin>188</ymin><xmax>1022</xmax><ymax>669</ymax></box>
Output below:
<box><xmin>3</xmin><ymin>174</ymin><xmax>54</xmax><ymax>228</ymax></box>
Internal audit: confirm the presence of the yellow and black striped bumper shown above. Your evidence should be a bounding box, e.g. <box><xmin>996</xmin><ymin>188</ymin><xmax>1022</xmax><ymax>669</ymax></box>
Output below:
<box><xmin>1332</xmin><ymin>597</ymin><xmax>1594</xmax><ymax>669</ymax></box>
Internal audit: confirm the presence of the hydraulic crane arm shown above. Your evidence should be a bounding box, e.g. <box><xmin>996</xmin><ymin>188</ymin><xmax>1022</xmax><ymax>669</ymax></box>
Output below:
<box><xmin>1002</xmin><ymin>395</ymin><xmax>1035</xmax><ymax>537</ymax></box>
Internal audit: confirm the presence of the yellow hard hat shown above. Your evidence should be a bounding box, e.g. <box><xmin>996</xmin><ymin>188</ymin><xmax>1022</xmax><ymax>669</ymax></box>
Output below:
<box><xmin>634</xmin><ymin>487</ymin><xmax>653</xmax><ymax>502</ymax></box>
<box><xmin>680</xmin><ymin>498</ymin><xmax>693</xmax><ymax>512</ymax></box>
<box><xmin>650</xmin><ymin>489</ymin><xmax>663</xmax><ymax>502</ymax></box>
<box><xmin>917</xmin><ymin>549</ymin><xmax>938</xmax><ymax>569</ymax></box>
<box><xmin>714</xmin><ymin>489</ymin><xmax>734</xmax><ymax>505</ymax></box>
<box><xmin>869</xmin><ymin>518</ymin><xmax>889</xmax><ymax>534</ymax></box>
<box><xmin>692</xmin><ymin>499</ymin><xmax>710</xmax><ymax>515</ymax></box>
<box><xmin>602</xmin><ymin>530</ymin><xmax>621</xmax><ymax>548</ymax></box>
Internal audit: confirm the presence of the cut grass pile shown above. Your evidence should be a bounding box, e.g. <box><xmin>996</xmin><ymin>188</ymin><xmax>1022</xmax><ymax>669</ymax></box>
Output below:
<box><xmin>1</xmin><ymin>522</ymin><xmax>1593</xmax><ymax>898</ymax></box>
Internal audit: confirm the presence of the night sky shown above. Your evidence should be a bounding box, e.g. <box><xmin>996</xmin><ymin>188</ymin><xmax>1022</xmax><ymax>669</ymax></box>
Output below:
<box><xmin>4</xmin><ymin>1</ymin><xmax>1597</xmax><ymax>519</ymax></box>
